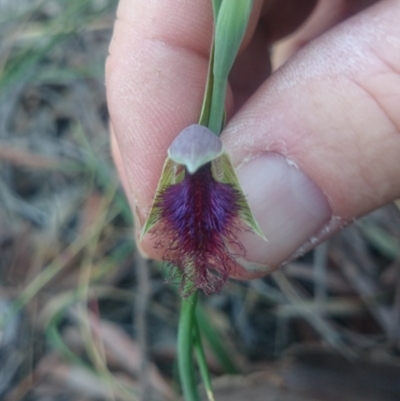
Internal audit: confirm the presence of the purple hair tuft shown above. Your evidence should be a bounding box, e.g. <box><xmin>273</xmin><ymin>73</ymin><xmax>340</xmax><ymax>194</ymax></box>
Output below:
<box><xmin>154</xmin><ymin>163</ymin><xmax>243</xmax><ymax>295</ymax></box>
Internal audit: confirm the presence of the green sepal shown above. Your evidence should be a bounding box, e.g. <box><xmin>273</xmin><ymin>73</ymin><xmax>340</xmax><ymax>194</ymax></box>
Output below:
<box><xmin>211</xmin><ymin>152</ymin><xmax>266</xmax><ymax>240</ymax></box>
<box><xmin>140</xmin><ymin>157</ymin><xmax>184</xmax><ymax>241</ymax></box>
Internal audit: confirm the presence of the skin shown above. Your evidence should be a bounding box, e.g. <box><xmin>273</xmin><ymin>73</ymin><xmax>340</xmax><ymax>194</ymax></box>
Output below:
<box><xmin>106</xmin><ymin>0</ymin><xmax>400</xmax><ymax>279</ymax></box>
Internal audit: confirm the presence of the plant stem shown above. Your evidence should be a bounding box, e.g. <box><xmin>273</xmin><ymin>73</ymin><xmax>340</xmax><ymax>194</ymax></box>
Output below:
<box><xmin>194</xmin><ymin>320</ymin><xmax>216</xmax><ymax>401</ymax></box>
<box><xmin>208</xmin><ymin>78</ymin><xmax>227</xmax><ymax>136</ymax></box>
<box><xmin>178</xmin><ymin>290</ymin><xmax>200</xmax><ymax>401</ymax></box>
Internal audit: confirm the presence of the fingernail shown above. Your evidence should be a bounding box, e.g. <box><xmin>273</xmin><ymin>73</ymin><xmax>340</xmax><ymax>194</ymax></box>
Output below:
<box><xmin>236</xmin><ymin>153</ymin><xmax>331</xmax><ymax>269</ymax></box>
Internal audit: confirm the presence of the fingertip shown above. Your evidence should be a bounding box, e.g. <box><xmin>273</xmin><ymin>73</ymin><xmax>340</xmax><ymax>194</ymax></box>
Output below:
<box><xmin>115</xmin><ymin>0</ymin><xmax>213</xmax><ymax>56</ymax></box>
<box><xmin>220</xmin><ymin>0</ymin><xmax>400</xmax><ymax>274</ymax></box>
<box><xmin>106</xmin><ymin>1</ymin><xmax>214</xmax><ymax>214</ymax></box>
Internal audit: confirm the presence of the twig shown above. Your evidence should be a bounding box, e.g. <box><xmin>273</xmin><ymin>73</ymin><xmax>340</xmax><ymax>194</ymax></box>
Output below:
<box><xmin>0</xmin><ymin>176</ymin><xmax>47</xmax><ymax>227</ymax></box>
<box><xmin>392</xmin><ymin>259</ymin><xmax>400</xmax><ymax>347</ymax></box>
<box><xmin>272</xmin><ymin>270</ymin><xmax>357</xmax><ymax>359</ymax></box>
<box><xmin>313</xmin><ymin>241</ymin><xmax>329</xmax><ymax>303</ymax></box>
<box><xmin>331</xmin><ymin>248</ymin><xmax>393</xmax><ymax>338</ymax></box>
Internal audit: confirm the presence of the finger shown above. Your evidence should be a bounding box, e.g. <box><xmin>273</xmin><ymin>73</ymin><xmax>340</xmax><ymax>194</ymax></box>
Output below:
<box><xmin>230</xmin><ymin>0</ymin><xmax>318</xmax><ymax>110</ymax></box>
<box><xmin>272</xmin><ymin>0</ymin><xmax>379</xmax><ymax>69</ymax></box>
<box><xmin>222</xmin><ymin>0</ymin><xmax>400</xmax><ymax>277</ymax></box>
<box><xmin>106</xmin><ymin>0</ymin><xmax>212</xmax><ymax>228</ymax></box>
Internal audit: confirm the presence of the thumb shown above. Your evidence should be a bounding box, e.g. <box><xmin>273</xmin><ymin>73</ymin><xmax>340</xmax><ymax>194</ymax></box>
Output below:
<box><xmin>226</xmin><ymin>0</ymin><xmax>400</xmax><ymax>276</ymax></box>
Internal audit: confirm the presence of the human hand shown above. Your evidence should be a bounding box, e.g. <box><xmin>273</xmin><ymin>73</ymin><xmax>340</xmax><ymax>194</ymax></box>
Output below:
<box><xmin>106</xmin><ymin>0</ymin><xmax>400</xmax><ymax>279</ymax></box>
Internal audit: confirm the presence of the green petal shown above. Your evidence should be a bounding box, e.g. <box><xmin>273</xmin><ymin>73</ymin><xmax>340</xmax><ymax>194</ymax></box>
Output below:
<box><xmin>140</xmin><ymin>157</ymin><xmax>183</xmax><ymax>240</ymax></box>
<box><xmin>168</xmin><ymin>124</ymin><xmax>224</xmax><ymax>174</ymax></box>
<box><xmin>212</xmin><ymin>153</ymin><xmax>266</xmax><ymax>240</ymax></box>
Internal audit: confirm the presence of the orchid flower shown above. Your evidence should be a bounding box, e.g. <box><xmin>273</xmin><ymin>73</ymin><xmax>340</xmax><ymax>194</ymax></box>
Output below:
<box><xmin>141</xmin><ymin>124</ymin><xmax>264</xmax><ymax>294</ymax></box>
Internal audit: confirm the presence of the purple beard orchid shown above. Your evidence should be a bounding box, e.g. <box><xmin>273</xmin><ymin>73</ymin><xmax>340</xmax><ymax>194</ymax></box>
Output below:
<box><xmin>141</xmin><ymin>125</ymin><xmax>265</xmax><ymax>295</ymax></box>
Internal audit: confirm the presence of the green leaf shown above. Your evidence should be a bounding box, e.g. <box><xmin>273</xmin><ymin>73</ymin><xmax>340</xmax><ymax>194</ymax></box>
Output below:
<box><xmin>196</xmin><ymin>306</ymin><xmax>239</xmax><ymax>374</ymax></box>
<box><xmin>208</xmin><ymin>0</ymin><xmax>254</xmax><ymax>134</ymax></box>
<box><xmin>212</xmin><ymin>0</ymin><xmax>224</xmax><ymax>20</ymax></box>
<box><xmin>213</xmin><ymin>0</ymin><xmax>253</xmax><ymax>80</ymax></box>
<box><xmin>194</xmin><ymin>320</ymin><xmax>216</xmax><ymax>401</ymax></box>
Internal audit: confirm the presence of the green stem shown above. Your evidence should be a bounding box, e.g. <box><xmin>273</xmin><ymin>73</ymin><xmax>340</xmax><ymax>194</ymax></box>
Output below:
<box><xmin>178</xmin><ymin>290</ymin><xmax>200</xmax><ymax>401</ymax></box>
<box><xmin>194</xmin><ymin>320</ymin><xmax>216</xmax><ymax>401</ymax></box>
<box><xmin>196</xmin><ymin>307</ymin><xmax>238</xmax><ymax>374</ymax></box>
<box><xmin>208</xmin><ymin>78</ymin><xmax>227</xmax><ymax>135</ymax></box>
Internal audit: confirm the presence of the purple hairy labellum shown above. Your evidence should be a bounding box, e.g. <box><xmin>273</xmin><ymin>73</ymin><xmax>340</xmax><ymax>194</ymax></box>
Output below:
<box><xmin>141</xmin><ymin>125</ymin><xmax>265</xmax><ymax>295</ymax></box>
<box><xmin>155</xmin><ymin>163</ymin><xmax>241</xmax><ymax>294</ymax></box>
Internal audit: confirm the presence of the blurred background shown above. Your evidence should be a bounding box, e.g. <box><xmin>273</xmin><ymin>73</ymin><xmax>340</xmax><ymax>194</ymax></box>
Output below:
<box><xmin>0</xmin><ymin>1</ymin><xmax>400</xmax><ymax>400</ymax></box>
